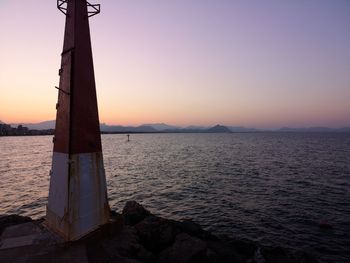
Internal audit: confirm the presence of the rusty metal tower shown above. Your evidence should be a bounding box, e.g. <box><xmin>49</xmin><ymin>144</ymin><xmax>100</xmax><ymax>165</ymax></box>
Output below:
<box><xmin>46</xmin><ymin>0</ymin><xmax>110</xmax><ymax>241</ymax></box>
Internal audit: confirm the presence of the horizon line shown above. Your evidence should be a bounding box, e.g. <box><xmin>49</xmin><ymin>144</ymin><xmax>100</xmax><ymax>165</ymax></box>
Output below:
<box><xmin>2</xmin><ymin>119</ymin><xmax>349</xmax><ymax>130</ymax></box>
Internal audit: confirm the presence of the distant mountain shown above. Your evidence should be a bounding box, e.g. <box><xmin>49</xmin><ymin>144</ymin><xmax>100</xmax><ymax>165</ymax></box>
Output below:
<box><xmin>134</xmin><ymin>126</ymin><xmax>157</xmax><ymax>132</ymax></box>
<box><xmin>0</xmin><ymin>120</ymin><xmax>4</xmax><ymax>124</ymax></box>
<box><xmin>307</xmin><ymin>127</ymin><xmax>333</xmax><ymax>132</ymax></box>
<box><xmin>6</xmin><ymin>120</ymin><xmax>350</xmax><ymax>133</ymax></box>
<box><xmin>142</xmin><ymin>123</ymin><xmax>180</xmax><ymax>131</ymax></box>
<box><xmin>206</xmin><ymin>125</ymin><xmax>231</xmax><ymax>133</ymax></box>
<box><xmin>338</xmin><ymin>127</ymin><xmax>350</xmax><ymax>132</ymax></box>
<box><xmin>100</xmin><ymin>124</ymin><xmax>157</xmax><ymax>133</ymax></box>
<box><xmin>163</xmin><ymin>128</ymin><xmax>201</xmax><ymax>133</ymax></box>
<box><xmin>228</xmin><ymin>126</ymin><xmax>258</xmax><ymax>132</ymax></box>
<box><xmin>185</xmin><ymin>125</ymin><xmax>208</xmax><ymax>130</ymax></box>
<box><xmin>102</xmin><ymin>123</ymin><xmax>231</xmax><ymax>133</ymax></box>
<box><xmin>278</xmin><ymin>127</ymin><xmax>339</xmax><ymax>132</ymax></box>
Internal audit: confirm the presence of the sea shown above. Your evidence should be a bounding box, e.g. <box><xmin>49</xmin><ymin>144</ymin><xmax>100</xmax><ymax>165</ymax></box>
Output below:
<box><xmin>0</xmin><ymin>133</ymin><xmax>349</xmax><ymax>262</ymax></box>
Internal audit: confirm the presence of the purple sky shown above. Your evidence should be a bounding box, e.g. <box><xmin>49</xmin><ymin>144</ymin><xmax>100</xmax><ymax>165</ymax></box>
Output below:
<box><xmin>0</xmin><ymin>0</ymin><xmax>349</xmax><ymax>128</ymax></box>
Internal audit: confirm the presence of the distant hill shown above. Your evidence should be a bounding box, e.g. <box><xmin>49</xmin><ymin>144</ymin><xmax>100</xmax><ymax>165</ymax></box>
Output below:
<box><xmin>100</xmin><ymin>124</ymin><xmax>157</xmax><ymax>133</ymax></box>
<box><xmin>142</xmin><ymin>123</ymin><xmax>180</xmax><ymax>131</ymax></box>
<box><xmin>162</xmin><ymin>128</ymin><xmax>203</xmax><ymax>133</ymax></box>
<box><xmin>278</xmin><ymin>127</ymin><xmax>349</xmax><ymax>132</ymax></box>
<box><xmin>185</xmin><ymin>125</ymin><xmax>208</xmax><ymax>130</ymax></box>
<box><xmin>228</xmin><ymin>126</ymin><xmax>258</xmax><ymax>132</ymax></box>
<box><xmin>338</xmin><ymin>127</ymin><xmax>350</xmax><ymax>132</ymax></box>
<box><xmin>206</xmin><ymin>125</ymin><xmax>231</xmax><ymax>133</ymax></box>
<box><xmin>5</xmin><ymin>120</ymin><xmax>350</xmax><ymax>133</ymax></box>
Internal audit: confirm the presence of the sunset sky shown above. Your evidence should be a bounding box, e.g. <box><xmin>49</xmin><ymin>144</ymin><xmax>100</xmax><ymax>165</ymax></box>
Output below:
<box><xmin>0</xmin><ymin>0</ymin><xmax>349</xmax><ymax>128</ymax></box>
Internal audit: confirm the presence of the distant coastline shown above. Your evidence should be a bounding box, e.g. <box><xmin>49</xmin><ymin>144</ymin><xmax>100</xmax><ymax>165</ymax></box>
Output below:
<box><xmin>1</xmin><ymin>120</ymin><xmax>349</xmax><ymax>136</ymax></box>
<box><xmin>0</xmin><ymin>123</ymin><xmax>54</xmax><ymax>136</ymax></box>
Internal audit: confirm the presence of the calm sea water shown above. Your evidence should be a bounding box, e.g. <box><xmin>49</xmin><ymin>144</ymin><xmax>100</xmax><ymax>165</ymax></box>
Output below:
<box><xmin>0</xmin><ymin>133</ymin><xmax>349</xmax><ymax>262</ymax></box>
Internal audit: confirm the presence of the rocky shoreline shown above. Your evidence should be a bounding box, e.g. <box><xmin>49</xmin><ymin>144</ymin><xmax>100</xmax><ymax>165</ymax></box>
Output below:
<box><xmin>0</xmin><ymin>201</ymin><xmax>318</xmax><ymax>263</ymax></box>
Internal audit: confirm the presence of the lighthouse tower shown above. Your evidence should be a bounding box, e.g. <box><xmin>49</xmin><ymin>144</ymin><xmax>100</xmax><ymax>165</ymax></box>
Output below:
<box><xmin>46</xmin><ymin>0</ymin><xmax>110</xmax><ymax>241</ymax></box>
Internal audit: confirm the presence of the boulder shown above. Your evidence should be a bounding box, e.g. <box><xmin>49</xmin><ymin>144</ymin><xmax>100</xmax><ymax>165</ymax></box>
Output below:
<box><xmin>100</xmin><ymin>226</ymin><xmax>141</xmax><ymax>259</ymax></box>
<box><xmin>135</xmin><ymin>216</ymin><xmax>176</xmax><ymax>252</ymax></box>
<box><xmin>0</xmin><ymin>215</ymin><xmax>32</xmax><ymax>235</ymax></box>
<box><xmin>157</xmin><ymin>233</ymin><xmax>208</xmax><ymax>263</ymax></box>
<box><xmin>136</xmin><ymin>246</ymin><xmax>156</xmax><ymax>263</ymax></box>
<box><xmin>206</xmin><ymin>239</ymin><xmax>250</xmax><ymax>263</ymax></box>
<box><xmin>254</xmin><ymin>246</ymin><xmax>319</xmax><ymax>263</ymax></box>
<box><xmin>85</xmin><ymin>224</ymin><xmax>154</xmax><ymax>263</ymax></box>
<box><xmin>110</xmin><ymin>210</ymin><xmax>121</xmax><ymax>218</ymax></box>
<box><xmin>175</xmin><ymin>219</ymin><xmax>215</xmax><ymax>240</ymax></box>
<box><xmin>260</xmin><ymin>246</ymin><xmax>292</xmax><ymax>263</ymax></box>
<box><xmin>291</xmin><ymin>250</ymin><xmax>319</xmax><ymax>263</ymax></box>
<box><xmin>122</xmin><ymin>201</ymin><xmax>151</xmax><ymax>226</ymax></box>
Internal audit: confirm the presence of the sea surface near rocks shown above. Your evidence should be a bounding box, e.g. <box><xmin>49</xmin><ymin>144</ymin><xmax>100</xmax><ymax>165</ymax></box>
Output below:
<box><xmin>0</xmin><ymin>133</ymin><xmax>349</xmax><ymax>262</ymax></box>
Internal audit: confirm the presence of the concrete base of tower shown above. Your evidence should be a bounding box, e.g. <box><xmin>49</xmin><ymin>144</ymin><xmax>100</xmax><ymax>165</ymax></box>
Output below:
<box><xmin>46</xmin><ymin>151</ymin><xmax>110</xmax><ymax>241</ymax></box>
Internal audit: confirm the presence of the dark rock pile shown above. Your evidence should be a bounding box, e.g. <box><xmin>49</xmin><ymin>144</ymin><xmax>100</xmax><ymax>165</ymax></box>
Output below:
<box><xmin>0</xmin><ymin>201</ymin><xmax>318</xmax><ymax>263</ymax></box>
<box><xmin>0</xmin><ymin>214</ymin><xmax>32</xmax><ymax>235</ymax></box>
<box><xmin>86</xmin><ymin>201</ymin><xmax>317</xmax><ymax>263</ymax></box>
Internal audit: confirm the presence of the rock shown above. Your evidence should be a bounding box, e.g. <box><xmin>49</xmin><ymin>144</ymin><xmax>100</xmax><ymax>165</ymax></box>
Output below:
<box><xmin>227</xmin><ymin>238</ymin><xmax>257</xmax><ymax>258</ymax></box>
<box><xmin>122</xmin><ymin>201</ymin><xmax>151</xmax><ymax>226</ymax></box>
<box><xmin>157</xmin><ymin>233</ymin><xmax>208</xmax><ymax>263</ymax></box>
<box><xmin>110</xmin><ymin>209</ymin><xmax>121</xmax><ymax>218</ymax></box>
<box><xmin>172</xmin><ymin>219</ymin><xmax>216</xmax><ymax>241</ymax></box>
<box><xmin>86</xmin><ymin>225</ymin><xmax>155</xmax><ymax>263</ymax></box>
<box><xmin>206</xmin><ymin>239</ymin><xmax>249</xmax><ymax>263</ymax></box>
<box><xmin>204</xmin><ymin>248</ymin><xmax>217</xmax><ymax>262</ymax></box>
<box><xmin>260</xmin><ymin>246</ymin><xmax>292</xmax><ymax>263</ymax></box>
<box><xmin>135</xmin><ymin>216</ymin><xmax>176</xmax><ymax>252</ymax></box>
<box><xmin>292</xmin><ymin>250</ymin><xmax>319</xmax><ymax>263</ymax></box>
<box><xmin>0</xmin><ymin>243</ymin><xmax>90</xmax><ymax>263</ymax></box>
<box><xmin>137</xmin><ymin>246</ymin><xmax>156</xmax><ymax>263</ymax></box>
<box><xmin>0</xmin><ymin>215</ymin><xmax>32</xmax><ymax>235</ymax></box>
<box><xmin>101</xmin><ymin>226</ymin><xmax>142</xmax><ymax>259</ymax></box>
<box><xmin>86</xmin><ymin>225</ymin><xmax>152</xmax><ymax>263</ymax></box>
<box><xmin>178</xmin><ymin>220</ymin><xmax>203</xmax><ymax>237</ymax></box>
<box><xmin>256</xmin><ymin>246</ymin><xmax>318</xmax><ymax>263</ymax></box>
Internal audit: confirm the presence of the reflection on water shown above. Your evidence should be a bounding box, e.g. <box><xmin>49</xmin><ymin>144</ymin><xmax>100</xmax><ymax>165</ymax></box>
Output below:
<box><xmin>0</xmin><ymin>133</ymin><xmax>350</xmax><ymax>262</ymax></box>
<box><xmin>0</xmin><ymin>136</ymin><xmax>51</xmax><ymax>218</ymax></box>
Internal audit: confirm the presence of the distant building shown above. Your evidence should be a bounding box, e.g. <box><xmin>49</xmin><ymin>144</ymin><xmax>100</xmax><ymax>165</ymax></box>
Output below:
<box><xmin>0</xmin><ymin>123</ymin><xmax>12</xmax><ymax>136</ymax></box>
<box><xmin>16</xmin><ymin>125</ymin><xmax>29</xmax><ymax>135</ymax></box>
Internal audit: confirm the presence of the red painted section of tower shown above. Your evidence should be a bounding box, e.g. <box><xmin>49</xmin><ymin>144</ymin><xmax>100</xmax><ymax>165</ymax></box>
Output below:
<box><xmin>54</xmin><ymin>0</ymin><xmax>102</xmax><ymax>154</ymax></box>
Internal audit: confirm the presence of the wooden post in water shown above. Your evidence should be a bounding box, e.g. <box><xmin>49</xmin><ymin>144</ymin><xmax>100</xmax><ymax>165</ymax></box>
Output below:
<box><xmin>46</xmin><ymin>0</ymin><xmax>110</xmax><ymax>241</ymax></box>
